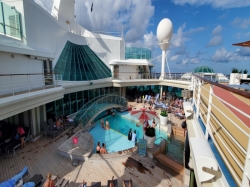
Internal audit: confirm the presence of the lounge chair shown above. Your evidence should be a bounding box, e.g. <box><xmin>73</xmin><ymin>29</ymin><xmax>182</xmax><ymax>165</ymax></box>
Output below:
<box><xmin>41</xmin><ymin>121</ymin><xmax>60</xmax><ymax>138</ymax></box>
<box><xmin>107</xmin><ymin>176</ymin><xmax>117</xmax><ymax>187</ymax></box>
<box><xmin>154</xmin><ymin>93</ymin><xmax>159</xmax><ymax>102</ymax></box>
<box><xmin>90</xmin><ymin>182</ymin><xmax>101</xmax><ymax>187</ymax></box>
<box><xmin>27</xmin><ymin>174</ymin><xmax>44</xmax><ymax>187</ymax></box>
<box><xmin>122</xmin><ymin>179</ymin><xmax>132</xmax><ymax>187</ymax></box>
<box><xmin>55</xmin><ymin>178</ymin><xmax>69</xmax><ymax>187</ymax></box>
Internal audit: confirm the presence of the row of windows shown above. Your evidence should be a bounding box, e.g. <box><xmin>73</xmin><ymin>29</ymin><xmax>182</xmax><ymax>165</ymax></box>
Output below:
<box><xmin>46</xmin><ymin>87</ymin><xmax>120</xmax><ymax>119</ymax></box>
<box><xmin>0</xmin><ymin>2</ymin><xmax>22</xmax><ymax>39</ymax></box>
<box><xmin>125</xmin><ymin>47</ymin><xmax>151</xmax><ymax>60</ymax></box>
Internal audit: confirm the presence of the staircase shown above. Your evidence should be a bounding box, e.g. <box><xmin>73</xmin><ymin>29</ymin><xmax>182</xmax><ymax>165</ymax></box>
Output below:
<box><xmin>155</xmin><ymin>153</ymin><xmax>184</xmax><ymax>174</ymax></box>
<box><xmin>154</xmin><ymin>134</ymin><xmax>185</xmax><ymax>174</ymax></box>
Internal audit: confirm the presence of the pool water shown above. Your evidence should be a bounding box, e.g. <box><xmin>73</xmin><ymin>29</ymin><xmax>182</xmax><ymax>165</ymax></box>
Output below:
<box><xmin>89</xmin><ymin>113</ymin><xmax>168</xmax><ymax>153</ymax></box>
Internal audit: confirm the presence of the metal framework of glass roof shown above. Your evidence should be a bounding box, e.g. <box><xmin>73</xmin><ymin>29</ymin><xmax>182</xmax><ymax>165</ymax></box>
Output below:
<box><xmin>193</xmin><ymin>66</ymin><xmax>215</xmax><ymax>73</ymax></box>
<box><xmin>54</xmin><ymin>41</ymin><xmax>112</xmax><ymax>81</ymax></box>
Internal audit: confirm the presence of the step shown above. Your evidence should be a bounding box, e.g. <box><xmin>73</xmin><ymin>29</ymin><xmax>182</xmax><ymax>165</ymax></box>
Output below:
<box><xmin>155</xmin><ymin>153</ymin><xmax>184</xmax><ymax>174</ymax></box>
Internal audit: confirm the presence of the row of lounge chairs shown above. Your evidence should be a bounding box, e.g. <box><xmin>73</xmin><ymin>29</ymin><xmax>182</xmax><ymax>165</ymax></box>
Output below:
<box><xmin>41</xmin><ymin>118</ymin><xmax>73</xmax><ymax>138</ymax></box>
<box><xmin>0</xmin><ymin>127</ymin><xmax>32</xmax><ymax>154</ymax></box>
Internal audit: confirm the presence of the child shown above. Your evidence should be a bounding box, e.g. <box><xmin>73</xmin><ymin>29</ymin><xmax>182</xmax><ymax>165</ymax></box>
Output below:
<box><xmin>17</xmin><ymin>125</ymin><xmax>25</xmax><ymax>148</ymax></box>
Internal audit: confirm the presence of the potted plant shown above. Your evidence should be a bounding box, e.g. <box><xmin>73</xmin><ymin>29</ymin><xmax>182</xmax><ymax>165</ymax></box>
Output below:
<box><xmin>144</xmin><ymin>126</ymin><xmax>156</xmax><ymax>148</ymax></box>
<box><xmin>230</xmin><ymin>68</ymin><xmax>241</xmax><ymax>84</ymax></box>
<box><xmin>159</xmin><ymin>109</ymin><xmax>168</xmax><ymax>126</ymax></box>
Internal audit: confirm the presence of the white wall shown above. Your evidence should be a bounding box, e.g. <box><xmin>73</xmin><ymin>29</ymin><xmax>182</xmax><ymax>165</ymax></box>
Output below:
<box><xmin>0</xmin><ymin>51</ymin><xmax>44</xmax><ymax>94</ymax></box>
<box><xmin>23</xmin><ymin>1</ymin><xmax>124</xmax><ymax>68</ymax></box>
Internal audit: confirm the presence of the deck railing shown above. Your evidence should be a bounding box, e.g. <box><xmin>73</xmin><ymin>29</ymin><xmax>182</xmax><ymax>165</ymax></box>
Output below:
<box><xmin>113</xmin><ymin>72</ymin><xmax>191</xmax><ymax>81</ymax></box>
<box><xmin>192</xmin><ymin>74</ymin><xmax>250</xmax><ymax>187</ymax></box>
<box><xmin>0</xmin><ymin>73</ymin><xmax>62</xmax><ymax>97</ymax></box>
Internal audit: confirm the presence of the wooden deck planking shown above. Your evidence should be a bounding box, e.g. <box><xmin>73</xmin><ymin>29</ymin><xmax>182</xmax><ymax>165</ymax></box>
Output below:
<box><xmin>1</xmin><ymin>129</ymin><xmax>183</xmax><ymax>187</ymax></box>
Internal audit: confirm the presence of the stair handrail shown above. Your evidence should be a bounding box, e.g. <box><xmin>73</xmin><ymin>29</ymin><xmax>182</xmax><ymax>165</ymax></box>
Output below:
<box><xmin>76</xmin><ymin>94</ymin><xmax>127</xmax><ymax>125</ymax></box>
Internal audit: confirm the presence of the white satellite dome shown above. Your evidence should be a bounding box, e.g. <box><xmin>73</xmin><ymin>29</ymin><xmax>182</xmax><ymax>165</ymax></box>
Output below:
<box><xmin>157</xmin><ymin>18</ymin><xmax>173</xmax><ymax>43</ymax></box>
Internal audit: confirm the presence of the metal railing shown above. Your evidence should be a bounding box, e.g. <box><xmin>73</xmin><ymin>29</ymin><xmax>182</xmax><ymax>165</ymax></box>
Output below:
<box><xmin>152</xmin><ymin>136</ymin><xmax>169</xmax><ymax>156</ymax></box>
<box><xmin>0</xmin><ymin>73</ymin><xmax>62</xmax><ymax>96</ymax></box>
<box><xmin>73</xmin><ymin>94</ymin><xmax>127</xmax><ymax>126</ymax></box>
<box><xmin>113</xmin><ymin>72</ymin><xmax>191</xmax><ymax>81</ymax></box>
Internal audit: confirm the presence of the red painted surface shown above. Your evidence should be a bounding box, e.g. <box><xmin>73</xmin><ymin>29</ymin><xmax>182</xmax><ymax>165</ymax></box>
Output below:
<box><xmin>213</xmin><ymin>86</ymin><xmax>250</xmax><ymax>128</ymax></box>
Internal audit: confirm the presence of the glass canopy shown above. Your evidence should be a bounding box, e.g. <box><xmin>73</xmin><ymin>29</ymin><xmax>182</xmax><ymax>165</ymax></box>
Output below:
<box><xmin>54</xmin><ymin>41</ymin><xmax>112</xmax><ymax>81</ymax></box>
<box><xmin>193</xmin><ymin>66</ymin><xmax>215</xmax><ymax>73</ymax></box>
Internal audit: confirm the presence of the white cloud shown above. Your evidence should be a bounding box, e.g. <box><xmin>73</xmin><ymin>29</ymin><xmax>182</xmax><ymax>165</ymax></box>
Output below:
<box><xmin>212</xmin><ymin>25</ymin><xmax>222</xmax><ymax>35</ymax></box>
<box><xmin>171</xmin><ymin>23</ymin><xmax>189</xmax><ymax>48</ymax></box>
<box><xmin>246</xmin><ymin>32</ymin><xmax>250</xmax><ymax>36</ymax></box>
<box><xmin>231</xmin><ymin>17</ymin><xmax>250</xmax><ymax>28</ymax></box>
<box><xmin>126</xmin><ymin>31</ymin><xmax>158</xmax><ymax>50</ymax></box>
<box><xmin>206</xmin><ymin>36</ymin><xmax>223</xmax><ymax>47</ymax></box>
<box><xmin>172</xmin><ymin>0</ymin><xmax>250</xmax><ymax>9</ymax></box>
<box><xmin>211</xmin><ymin>47</ymin><xmax>241</xmax><ymax>62</ymax></box>
<box><xmin>189</xmin><ymin>57</ymin><xmax>200</xmax><ymax>63</ymax></box>
<box><xmin>182</xmin><ymin>59</ymin><xmax>189</xmax><ymax>65</ymax></box>
<box><xmin>73</xmin><ymin>0</ymin><xmax>154</xmax><ymax>42</ymax></box>
<box><xmin>170</xmin><ymin>55</ymin><xmax>179</xmax><ymax>61</ymax></box>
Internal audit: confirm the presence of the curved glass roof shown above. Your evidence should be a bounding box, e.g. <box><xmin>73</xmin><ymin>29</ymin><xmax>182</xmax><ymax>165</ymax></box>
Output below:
<box><xmin>54</xmin><ymin>41</ymin><xmax>112</xmax><ymax>81</ymax></box>
<box><xmin>193</xmin><ymin>66</ymin><xmax>214</xmax><ymax>73</ymax></box>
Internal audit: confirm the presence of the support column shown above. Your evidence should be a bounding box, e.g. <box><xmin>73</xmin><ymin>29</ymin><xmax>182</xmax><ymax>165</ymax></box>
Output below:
<box><xmin>158</xmin><ymin>42</ymin><xmax>170</xmax><ymax>80</ymax></box>
<box><xmin>160</xmin><ymin>85</ymin><xmax>163</xmax><ymax>100</ymax></box>
<box><xmin>195</xmin><ymin>79</ymin><xmax>201</xmax><ymax>120</ymax></box>
<box><xmin>30</xmin><ymin>108</ymin><xmax>36</xmax><ymax>136</ymax></box>
<box><xmin>205</xmin><ymin>85</ymin><xmax>213</xmax><ymax>140</ymax></box>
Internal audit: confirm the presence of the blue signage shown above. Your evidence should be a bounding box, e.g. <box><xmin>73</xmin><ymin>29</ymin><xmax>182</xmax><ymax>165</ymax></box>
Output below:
<box><xmin>138</xmin><ymin>139</ymin><xmax>147</xmax><ymax>156</ymax></box>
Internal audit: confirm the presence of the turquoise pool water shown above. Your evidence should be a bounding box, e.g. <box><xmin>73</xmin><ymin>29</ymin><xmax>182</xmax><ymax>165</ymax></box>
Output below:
<box><xmin>89</xmin><ymin>112</ymin><xmax>168</xmax><ymax>153</ymax></box>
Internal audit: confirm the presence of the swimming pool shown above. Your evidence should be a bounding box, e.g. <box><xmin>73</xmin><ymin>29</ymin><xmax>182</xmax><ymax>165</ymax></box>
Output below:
<box><xmin>89</xmin><ymin>112</ymin><xmax>168</xmax><ymax>153</ymax></box>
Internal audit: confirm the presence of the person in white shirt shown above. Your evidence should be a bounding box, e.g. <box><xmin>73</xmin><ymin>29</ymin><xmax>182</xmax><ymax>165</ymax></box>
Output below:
<box><xmin>131</xmin><ymin>130</ymin><xmax>137</xmax><ymax>143</ymax></box>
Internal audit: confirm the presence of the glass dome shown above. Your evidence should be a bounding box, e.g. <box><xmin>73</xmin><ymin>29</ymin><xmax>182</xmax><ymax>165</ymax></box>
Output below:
<box><xmin>193</xmin><ymin>66</ymin><xmax>214</xmax><ymax>73</ymax></box>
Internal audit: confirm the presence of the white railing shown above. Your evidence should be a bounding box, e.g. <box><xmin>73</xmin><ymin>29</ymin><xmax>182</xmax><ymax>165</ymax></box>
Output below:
<box><xmin>193</xmin><ymin>75</ymin><xmax>250</xmax><ymax>186</ymax></box>
<box><xmin>0</xmin><ymin>73</ymin><xmax>62</xmax><ymax>97</ymax></box>
<box><xmin>113</xmin><ymin>72</ymin><xmax>191</xmax><ymax>81</ymax></box>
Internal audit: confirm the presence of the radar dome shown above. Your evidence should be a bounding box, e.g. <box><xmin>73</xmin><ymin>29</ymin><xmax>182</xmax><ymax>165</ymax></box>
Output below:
<box><xmin>157</xmin><ymin>18</ymin><xmax>173</xmax><ymax>43</ymax></box>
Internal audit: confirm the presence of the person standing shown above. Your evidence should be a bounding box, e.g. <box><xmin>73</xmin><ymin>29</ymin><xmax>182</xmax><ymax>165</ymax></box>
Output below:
<box><xmin>128</xmin><ymin>128</ymin><xmax>132</xmax><ymax>141</ymax></box>
<box><xmin>106</xmin><ymin>119</ymin><xmax>110</xmax><ymax>130</ymax></box>
<box><xmin>17</xmin><ymin>125</ymin><xmax>25</xmax><ymax>148</ymax></box>
<box><xmin>131</xmin><ymin>130</ymin><xmax>137</xmax><ymax>143</ymax></box>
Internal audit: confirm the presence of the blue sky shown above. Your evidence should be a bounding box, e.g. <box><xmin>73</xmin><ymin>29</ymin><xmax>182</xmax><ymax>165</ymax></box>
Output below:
<box><xmin>40</xmin><ymin>0</ymin><xmax>250</xmax><ymax>74</ymax></box>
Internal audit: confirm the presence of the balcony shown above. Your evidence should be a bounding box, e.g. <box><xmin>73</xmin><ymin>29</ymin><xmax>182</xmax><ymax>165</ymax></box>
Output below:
<box><xmin>0</xmin><ymin>73</ymin><xmax>62</xmax><ymax>98</ymax></box>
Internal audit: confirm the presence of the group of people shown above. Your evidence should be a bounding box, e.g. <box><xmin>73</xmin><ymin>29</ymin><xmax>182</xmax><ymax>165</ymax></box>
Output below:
<box><xmin>100</xmin><ymin>118</ymin><xmax>110</xmax><ymax>130</ymax></box>
<box><xmin>127</xmin><ymin>128</ymin><xmax>137</xmax><ymax>143</ymax></box>
<box><xmin>96</xmin><ymin>142</ymin><xmax>108</xmax><ymax>154</ymax></box>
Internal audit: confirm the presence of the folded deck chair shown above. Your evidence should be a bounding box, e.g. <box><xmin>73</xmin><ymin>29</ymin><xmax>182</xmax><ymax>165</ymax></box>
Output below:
<box><xmin>90</xmin><ymin>182</ymin><xmax>101</xmax><ymax>187</ymax></box>
<box><xmin>41</xmin><ymin>122</ymin><xmax>60</xmax><ymax>138</ymax></box>
<box><xmin>146</xmin><ymin>95</ymin><xmax>151</xmax><ymax>103</ymax></box>
<box><xmin>27</xmin><ymin>174</ymin><xmax>43</xmax><ymax>187</ymax></box>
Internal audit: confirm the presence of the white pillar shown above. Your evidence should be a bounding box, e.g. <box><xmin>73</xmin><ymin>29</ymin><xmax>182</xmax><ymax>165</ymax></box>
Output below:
<box><xmin>161</xmin><ymin>50</ymin><xmax>166</xmax><ymax>79</ymax></box>
<box><xmin>110</xmin><ymin>65</ymin><xmax>114</xmax><ymax>78</ymax></box>
<box><xmin>159</xmin><ymin>42</ymin><xmax>170</xmax><ymax>80</ymax></box>
<box><xmin>160</xmin><ymin>86</ymin><xmax>163</xmax><ymax>100</ymax></box>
